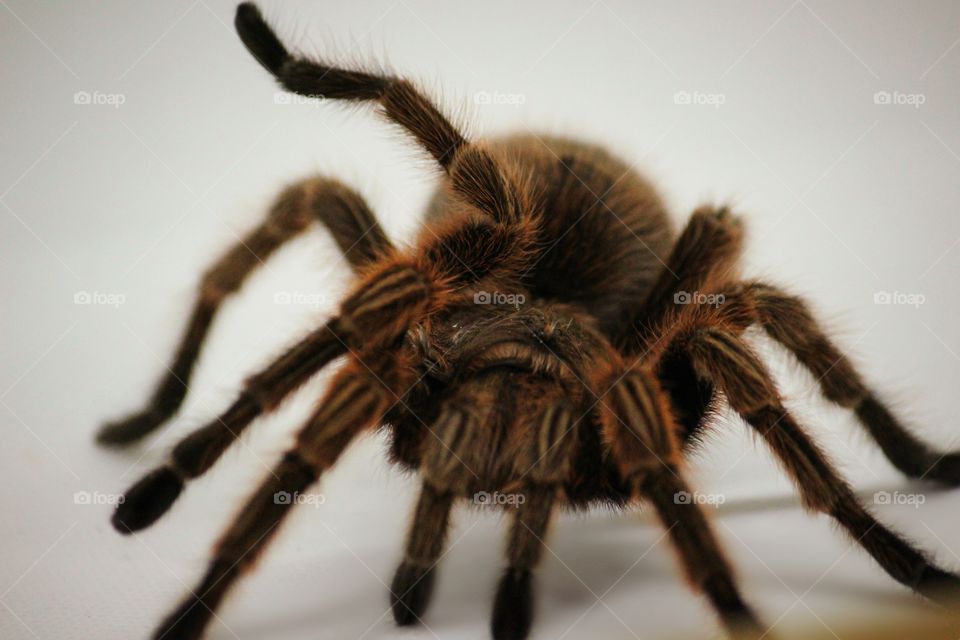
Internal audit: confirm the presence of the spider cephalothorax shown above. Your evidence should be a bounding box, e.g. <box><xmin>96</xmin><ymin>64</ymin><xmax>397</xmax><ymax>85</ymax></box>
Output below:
<box><xmin>99</xmin><ymin>4</ymin><xmax>960</xmax><ymax>640</ymax></box>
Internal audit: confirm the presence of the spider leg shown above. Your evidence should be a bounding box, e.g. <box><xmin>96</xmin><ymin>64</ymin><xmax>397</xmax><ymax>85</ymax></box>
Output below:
<box><xmin>389</xmin><ymin>385</ymin><xmax>493</xmax><ymax>625</ymax></box>
<box><xmin>492</xmin><ymin>484</ymin><xmax>555</xmax><ymax>640</ymax></box>
<box><xmin>390</xmin><ymin>408</ymin><xmax>470</xmax><ymax>626</ymax></box>
<box><xmin>154</xmin><ymin>450</ymin><xmax>316</xmax><ymax>640</ymax></box>
<box><xmin>642</xmin><ymin>206</ymin><xmax>744</xmax><ymax>316</ymax></box>
<box><xmin>614</xmin><ymin>205</ymin><xmax>743</xmax><ymax>352</ymax></box>
<box><xmin>235</xmin><ymin>3</ymin><xmax>534</xmax><ymax>228</ymax></box>
<box><xmin>390</xmin><ymin>483</ymin><xmax>454</xmax><ymax>626</ymax></box>
<box><xmin>112</xmin><ymin>320</ymin><xmax>345</xmax><ymax>532</ymax></box>
<box><xmin>684</xmin><ymin>327</ymin><xmax>960</xmax><ymax>604</ymax></box>
<box><xmin>600</xmin><ymin>369</ymin><xmax>766</xmax><ymax>638</ymax></box>
<box><xmin>492</xmin><ymin>402</ymin><xmax>576</xmax><ymax>640</ymax></box>
<box><xmin>152</xmin><ymin>362</ymin><xmax>393</xmax><ymax>640</ymax></box>
<box><xmin>745</xmin><ymin>281</ymin><xmax>960</xmax><ymax>485</ymax></box>
<box><xmin>97</xmin><ymin>176</ymin><xmax>391</xmax><ymax>446</ymax></box>
<box><xmin>305</xmin><ymin>177</ymin><xmax>393</xmax><ymax>268</ymax></box>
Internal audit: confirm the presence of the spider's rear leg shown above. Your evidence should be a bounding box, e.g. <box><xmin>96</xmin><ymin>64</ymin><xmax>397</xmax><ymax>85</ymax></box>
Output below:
<box><xmin>746</xmin><ymin>282</ymin><xmax>960</xmax><ymax>485</ymax></box>
<box><xmin>97</xmin><ymin>176</ymin><xmax>391</xmax><ymax>446</ymax></box>
<box><xmin>685</xmin><ymin>327</ymin><xmax>960</xmax><ymax>605</ymax></box>
<box><xmin>152</xmin><ymin>362</ymin><xmax>393</xmax><ymax>640</ymax></box>
<box><xmin>601</xmin><ymin>369</ymin><xmax>766</xmax><ymax>639</ymax></box>
<box><xmin>617</xmin><ymin>204</ymin><xmax>744</xmax><ymax>350</ymax></box>
<box><xmin>646</xmin><ymin>206</ymin><xmax>743</xmax><ymax>309</ymax></box>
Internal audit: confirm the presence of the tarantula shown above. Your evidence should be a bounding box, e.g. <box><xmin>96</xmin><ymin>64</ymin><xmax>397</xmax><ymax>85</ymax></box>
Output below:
<box><xmin>99</xmin><ymin>4</ymin><xmax>960</xmax><ymax>639</ymax></box>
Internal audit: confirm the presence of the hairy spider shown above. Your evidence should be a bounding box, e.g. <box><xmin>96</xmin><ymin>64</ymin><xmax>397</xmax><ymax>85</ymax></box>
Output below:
<box><xmin>99</xmin><ymin>4</ymin><xmax>960</xmax><ymax>639</ymax></box>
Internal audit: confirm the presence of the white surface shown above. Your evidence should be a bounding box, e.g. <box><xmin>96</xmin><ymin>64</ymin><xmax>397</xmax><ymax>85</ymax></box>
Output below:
<box><xmin>2</xmin><ymin>1</ymin><xmax>959</xmax><ymax>638</ymax></box>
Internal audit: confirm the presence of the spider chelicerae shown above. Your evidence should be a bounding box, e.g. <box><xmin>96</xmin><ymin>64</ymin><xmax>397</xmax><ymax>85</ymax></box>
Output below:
<box><xmin>98</xmin><ymin>4</ymin><xmax>960</xmax><ymax>639</ymax></box>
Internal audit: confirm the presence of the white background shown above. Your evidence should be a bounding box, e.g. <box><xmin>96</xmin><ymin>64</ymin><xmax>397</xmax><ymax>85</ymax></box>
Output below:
<box><xmin>2</xmin><ymin>1</ymin><xmax>960</xmax><ymax>638</ymax></box>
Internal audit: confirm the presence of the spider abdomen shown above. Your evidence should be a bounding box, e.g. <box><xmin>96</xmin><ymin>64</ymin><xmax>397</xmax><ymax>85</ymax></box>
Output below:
<box><xmin>426</xmin><ymin>134</ymin><xmax>674</xmax><ymax>337</ymax></box>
